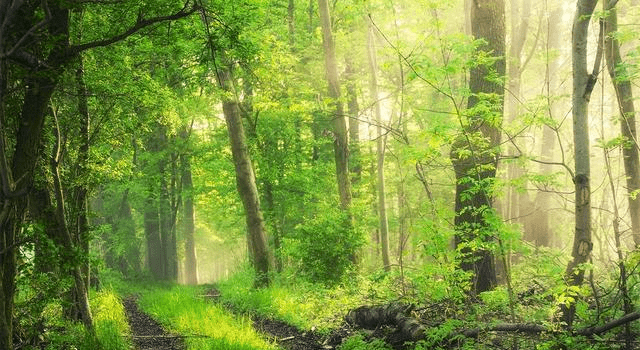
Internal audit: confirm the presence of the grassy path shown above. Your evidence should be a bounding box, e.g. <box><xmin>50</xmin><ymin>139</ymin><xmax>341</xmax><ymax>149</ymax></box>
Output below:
<box><xmin>122</xmin><ymin>296</ymin><xmax>185</xmax><ymax>350</ymax></box>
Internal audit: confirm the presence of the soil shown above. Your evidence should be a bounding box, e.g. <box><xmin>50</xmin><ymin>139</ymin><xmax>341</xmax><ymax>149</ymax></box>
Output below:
<box><xmin>123</xmin><ymin>296</ymin><xmax>185</xmax><ymax>350</ymax></box>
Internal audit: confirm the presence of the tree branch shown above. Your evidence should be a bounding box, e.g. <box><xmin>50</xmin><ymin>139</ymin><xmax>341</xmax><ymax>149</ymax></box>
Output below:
<box><xmin>68</xmin><ymin>2</ymin><xmax>199</xmax><ymax>54</ymax></box>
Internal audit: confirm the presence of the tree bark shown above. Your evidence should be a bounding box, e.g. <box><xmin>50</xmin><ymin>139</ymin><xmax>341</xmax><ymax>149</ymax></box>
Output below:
<box><xmin>603</xmin><ymin>3</ymin><xmax>640</xmax><ymax>247</ymax></box>
<box><xmin>51</xmin><ymin>113</ymin><xmax>94</xmax><ymax>333</ymax></box>
<box><xmin>318</xmin><ymin>0</ymin><xmax>352</xmax><ymax>212</ymax></box>
<box><xmin>220</xmin><ymin>67</ymin><xmax>270</xmax><ymax>288</ymax></box>
<box><xmin>367</xmin><ymin>23</ymin><xmax>391</xmax><ymax>272</ymax></box>
<box><xmin>450</xmin><ymin>0</ymin><xmax>505</xmax><ymax>295</ymax></box>
<box><xmin>181</xmin><ymin>140</ymin><xmax>198</xmax><ymax>285</ymax></box>
<box><xmin>563</xmin><ymin>0</ymin><xmax>599</xmax><ymax>328</ymax></box>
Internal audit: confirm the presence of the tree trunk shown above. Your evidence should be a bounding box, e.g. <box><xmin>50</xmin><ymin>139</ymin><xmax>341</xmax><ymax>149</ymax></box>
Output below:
<box><xmin>318</xmin><ymin>0</ymin><xmax>352</xmax><ymax>212</ymax></box>
<box><xmin>450</xmin><ymin>0</ymin><xmax>505</xmax><ymax>295</ymax></box>
<box><xmin>181</xmin><ymin>142</ymin><xmax>198</xmax><ymax>285</ymax></box>
<box><xmin>367</xmin><ymin>23</ymin><xmax>390</xmax><ymax>272</ymax></box>
<box><xmin>74</xmin><ymin>59</ymin><xmax>91</xmax><ymax>290</ymax></box>
<box><xmin>220</xmin><ymin>67</ymin><xmax>271</xmax><ymax>288</ymax></box>
<box><xmin>603</xmin><ymin>3</ymin><xmax>640</xmax><ymax>247</ymax></box>
<box><xmin>563</xmin><ymin>0</ymin><xmax>598</xmax><ymax>328</ymax></box>
<box><xmin>345</xmin><ymin>57</ymin><xmax>361</xmax><ymax>181</ymax></box>
<box><xmin>51</xmin><ymin>114</ymin><xmax>94</xmax><ymax>333</ymax></box>
<box><xmin>531</xmin><ymin>4</ymin><xmax>563</xmax><ymax>248</ymax></box>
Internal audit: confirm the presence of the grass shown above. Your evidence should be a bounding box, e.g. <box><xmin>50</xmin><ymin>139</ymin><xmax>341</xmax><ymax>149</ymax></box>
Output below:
<box><xmin>215</xmin><ymin>267</ymin><xmax>383</xmax><ymax>333</ymax></box>
<box><xmin>135</xmin><ymin>284</ymin><xmax>277</xmax><ymax>350</ymax></box>
<box><xmin>91</xmin><ymin>289</ymin><xmax>132</xmax><ymax>350</ymax></box>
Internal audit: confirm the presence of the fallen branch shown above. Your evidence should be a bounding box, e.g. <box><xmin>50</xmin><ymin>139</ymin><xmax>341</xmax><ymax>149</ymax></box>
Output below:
<box><xmin>578</xmin><ymin>311</ymin><xmax>640</xmax><ymax>336</ymax></box>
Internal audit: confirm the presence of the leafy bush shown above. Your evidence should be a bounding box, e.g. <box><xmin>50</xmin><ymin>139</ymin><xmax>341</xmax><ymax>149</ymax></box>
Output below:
<box><xmin>286</xmin><ymin>203</ymin><xmax>364</xmax><ymax>284</ymax></box>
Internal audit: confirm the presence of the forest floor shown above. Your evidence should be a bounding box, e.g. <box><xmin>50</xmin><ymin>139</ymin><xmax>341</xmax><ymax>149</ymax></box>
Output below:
<box><xmin>204</xmin><ymin>286</ymin><xmax>353</xmax><ymax>350</ymax></box>
<box><xmin>123</xmin><ymin>296</ymin><xmax>185</xmax><ymax>350</ymax></box>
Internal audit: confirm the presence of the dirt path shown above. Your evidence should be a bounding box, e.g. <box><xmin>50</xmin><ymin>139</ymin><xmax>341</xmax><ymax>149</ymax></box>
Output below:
<box><xmin>123</xmin><ymin>296</ymin><xmax>185</xmax><ymax>350</ymax></box>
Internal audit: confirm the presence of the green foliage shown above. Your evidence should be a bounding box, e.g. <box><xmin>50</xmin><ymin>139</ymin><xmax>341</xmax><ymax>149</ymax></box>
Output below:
<box><xmin>339</xmin><ymin>333</ymin><xmax>392</xmax><ymax>350</ymax></box>
<box><xmin>286</xmin><ymin>203</ymin><xmax>365</xmax><ymax>284</ymax></box>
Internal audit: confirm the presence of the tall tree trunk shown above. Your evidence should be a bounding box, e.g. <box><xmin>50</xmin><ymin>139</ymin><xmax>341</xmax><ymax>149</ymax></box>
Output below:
<box><xmin>603</xmin><ymin>3</ymin><xmax>640</xmax><ymax>247</ymax></box>
<box><xmin>563</xmin><ymin>0</ymin><xmax>599</xmax><ymax>328</ymax></box>
<box><xmin>144</xmin><ymin>194</ymin><xmax>163</xmax><ymax>279</ymax></box>
<box><xmin>51</xmin><ymin>114</ymin><xmax>94</xmax><ymax>333</ymax></box>
<box><xmin>181</xmin><ymin>140</ymin><xmax>198</xmax><ymax>285</ymax></box>
<box><xmin>74</xmin><ymin>59</ymin><xmax>91</xmax><ymax>290</ymax></box>
<box><xmin>220</xmin><ymin>67</ymin><xmax>271</xmax><ymax>288</ymax></box>
<box><xmin>531</xmin><ymin>4</ymin><xmax>563</xmax><ymax>248</ymax></box>
<box><xmin>367</xmin><ymin>23</ymin><xmax>390</xmax><ymax>272</ymax></box>
<box><xmin>506</xmin><ymin>0</ymin><xmax>531</xmax><ymax>227</ymax></box>
<box><xmin>318</xmin><ymin>0</ymin><xmax>352</xmax><ymax>212</ymax></box>
<box><xmin>450</xmin><ymin>0</ymin><xmax>505</xmax><ymax>295</ymax></box>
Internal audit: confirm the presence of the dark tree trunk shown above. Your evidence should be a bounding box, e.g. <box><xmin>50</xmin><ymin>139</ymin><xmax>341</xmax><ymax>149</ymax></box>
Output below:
<box><xmin>181</xmin><ymin>147</ymin><xmax>198</xmax><ymax>285</ymax></box>
<box><xmin>450</xmin><ymin>0</ymin><xmax>505</xmax><ymax>295</ymax></box>
<box><xmin>603</xmin><ymin>3</ymin><xmax>640</xmax><ymax>247</ymax></box>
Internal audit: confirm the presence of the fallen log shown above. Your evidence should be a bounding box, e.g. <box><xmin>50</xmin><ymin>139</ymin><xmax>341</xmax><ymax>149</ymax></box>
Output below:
<box><xmin>345</xmin><ymin>303</ymin><xmax>425</xmax><ymax>342</ymax></box>
<box><xmin>345</xmin><ymin>304</ymin><xmax>640</xmax><ymax>345</ymax></box>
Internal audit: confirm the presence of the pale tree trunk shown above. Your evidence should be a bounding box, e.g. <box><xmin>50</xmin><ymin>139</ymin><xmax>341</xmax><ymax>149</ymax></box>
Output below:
<box><xmin>220</xmin><ymin>67</ymin><xmax>271</xmax><ymax>288</ymax></box>
<box><xmin>506</xmin><ymin>0</ymin><xmax>531</xmax><ymax>224</ymax></box>
<box><xmin>532</xmin><ymin>4</ymin><xmax>563</xmax><ymax>248</ymax></box>
<box><xmin>603</xmin><ymin>3</ymin><xmax>640</xmax><ymax>247</ymax></box>
<box><xmin>318</xmin><ymin>0</ymin><xmax>352</xmax><ymax>212</ymax></box>
<box><xmin>345</xmin><ymin>56</ymin><xmax>361</xmax><ymax>180</ymax></box>
<box><xmin>564</xmin><ymin>0</ymin><xmax>598</xmax><ymax>328</ymax></box>
<box><xmin>367</xmin><ymin>23</ymin><xmax>390</xmax><ymax>272</ymax></box>
<box><xmin>450</xmin><ymin>0</ymin><xmax>505</xmax><ymax>295</ymax></box>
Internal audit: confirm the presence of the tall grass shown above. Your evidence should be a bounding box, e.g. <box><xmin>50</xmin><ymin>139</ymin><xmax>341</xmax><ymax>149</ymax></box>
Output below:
<box><xmin>136</xmin><ymin>284</ymin><xmax>276</xmax><ymax>350</ymax></box>
<box><xmin>216</xmin><ymin>267</ymin><xmax>373</xmax><ymax>333</ymax></box>
<box><xmin>91</xmin><ymin>290</ymin><xmax>132</xmax><ymax>350</ymax></box>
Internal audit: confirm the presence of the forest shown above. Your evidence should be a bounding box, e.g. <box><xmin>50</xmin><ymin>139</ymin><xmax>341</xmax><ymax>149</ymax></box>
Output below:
<box><xmin>3</xmin><ymin>0</ymin><xmax>640</xmax><ymax>349</ymax></box>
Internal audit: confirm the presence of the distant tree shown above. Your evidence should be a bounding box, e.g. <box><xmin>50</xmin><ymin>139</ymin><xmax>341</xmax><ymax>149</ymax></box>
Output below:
<box><xmin>367</xmin><ymin>22</ymin><xmax>391</xmax><ymax>272</ymax></box>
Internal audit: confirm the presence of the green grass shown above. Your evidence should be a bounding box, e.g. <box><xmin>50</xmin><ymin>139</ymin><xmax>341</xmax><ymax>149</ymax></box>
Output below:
<box><xmin>91</xmin><ymin>289</ymin><xmax>132</xmax><ymax>350</ymax></box>
<box><xmin>135</xmin><ymin>284</ymin><xmax>277</xmax><ymax>350</ymax></box>
<box><xmin>215</xmin><ymin>267</ymin><xmax>382</xmax><ymax>333</ymax></box>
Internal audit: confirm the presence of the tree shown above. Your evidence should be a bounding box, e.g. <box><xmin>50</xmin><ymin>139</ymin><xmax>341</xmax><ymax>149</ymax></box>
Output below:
<box><xmin>563</xmin><ymin>0</ymin><xmax>599</xmax><ymax>327</ymax></box>
<box><xmin>181</xmin><ymin>129</ymin><xmax>198</xmax><ymax>285</ymax></box>
<box><xmin>449</xmin><ymin>0</ymin><xmax>505</xmax><ymax>295</ymax></box>
<box><xmin>603</xmin><ymin>1</ymin><xmax>640</xmax><ymax>247</ymax></box>
<box><xmin>367</xmin><ymin>22</ymin><xmax>391</xmax><ymax>272</ymax></box>
<box><xmin>318</xmin><ymin>0</ymin><xmax>352</xmax><ymax>212</ymax></box>
<box><xmin>0</xmin><ymin>2</ymin><xmax>198</xmax><ymax>345</ymax></box>
<box><xmin>220</xmin><ymin>65</ymin><xmax>271</xmax><ymax>288</ymax></box>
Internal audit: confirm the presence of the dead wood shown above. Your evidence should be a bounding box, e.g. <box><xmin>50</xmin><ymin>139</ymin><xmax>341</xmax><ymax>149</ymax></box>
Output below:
<box><xmin>345</xmin><ymin>303</ymin><xmax>425</xmax><ymax>341</ymax></box>
<box><xmin>346</xmin><ymin>304</ymin><xmax>640</xmax><ymax>345</ymax></box>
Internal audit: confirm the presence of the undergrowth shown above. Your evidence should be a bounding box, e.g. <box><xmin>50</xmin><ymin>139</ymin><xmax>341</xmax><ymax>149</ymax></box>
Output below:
<box><xmin>215</xmin><ymin>266</ymin><xmax>387</xmax><ymax>333</ymax></box>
